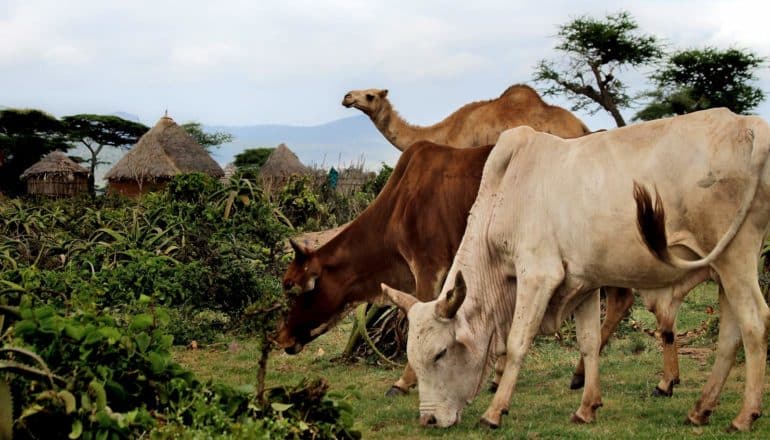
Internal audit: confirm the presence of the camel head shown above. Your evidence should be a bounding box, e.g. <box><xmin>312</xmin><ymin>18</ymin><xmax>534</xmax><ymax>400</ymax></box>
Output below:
<box><xmin>342</xmin><ymin>89</ymin><xmax>389</xmax><ymax>117</ymax></box>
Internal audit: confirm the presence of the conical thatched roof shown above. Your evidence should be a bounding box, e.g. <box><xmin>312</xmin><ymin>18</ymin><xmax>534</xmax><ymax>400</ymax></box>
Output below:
<box><xmin>20</xmin><ymin>151</ymin><xmax>89</xmax><ymax>180</ymax></box>
<box><xmin>259</xmin><ymin>143</ymin><xmax>308</xmax><ymax>178</ymax></box>
<box><xmin>105</xmin><ymin>114</ymin><xmax>224</xmax><ymax>181</ymax></box>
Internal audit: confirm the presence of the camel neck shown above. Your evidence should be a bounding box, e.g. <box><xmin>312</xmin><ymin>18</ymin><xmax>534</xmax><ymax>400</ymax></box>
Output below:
<box><xmin>372</xmin><ymin>101</ymin><xmax>440</xmax><ymax>151</ymax></box>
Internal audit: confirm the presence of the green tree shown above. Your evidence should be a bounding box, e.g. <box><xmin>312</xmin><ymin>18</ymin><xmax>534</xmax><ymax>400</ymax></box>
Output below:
<box><xmin>181</xmin><ymin>122</ymin><xmax>233</xmax><ymax>152</ymax></box>
<box><xmin>635</xmin><ymin>47</ymin><xmax>766</xmax><ymax>121</ymax></box>
<box><xmin>0</xmin><ymin>109</ymin><xmax>68</xmax><ymax>195</ymax></box>
<box><xmin>61</xmin><ymin>114</ymin><xmax>148</xmax><ymax>194</ymax></box>
<box><xmin>234</xmin><ymin>147</ymin><xmax>274</xmax><ymax>177</ymax></box>
<box><xmin>534</xmin><ymin>11</ymin><xmax>663</xmax><ymax>127</ymax></box>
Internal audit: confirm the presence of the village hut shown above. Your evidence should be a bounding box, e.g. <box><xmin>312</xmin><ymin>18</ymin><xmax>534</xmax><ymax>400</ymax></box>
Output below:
<box><xmin>20</xmin><ymin>151</ymin><xmax>89</xmax><ymax>197</ymax></box>
<box><xmin>258</xmin><ymin>143</ymin><xmax>311</xmax><ymax>192</ymax></box>
<box><xmin>220</xmin><ymin>162</ymin><xmax>237</xmax><ymax>184</ymax></box>
<box><xmin>105</xmin><ymin>114</ymin><xmax>224</xmax><ymax>197</ymax></box>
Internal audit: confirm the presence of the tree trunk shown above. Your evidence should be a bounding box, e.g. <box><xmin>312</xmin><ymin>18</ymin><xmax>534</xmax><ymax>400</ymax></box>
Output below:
<box><xmin>609</xmin><ymin>107</ymin><xmax>626</xmax><ymax>127</ymax></box>
<box><xmin>256</xmin><ymin>337</ymin><xmax>270</xmax><ymax>403</ymax></box>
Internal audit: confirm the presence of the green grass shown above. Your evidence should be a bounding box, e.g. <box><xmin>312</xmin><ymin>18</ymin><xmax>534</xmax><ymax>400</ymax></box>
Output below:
<box><xmin>174</xmin><ymin>282</ymin><xmax>770</xmax><ymax>439</ymax></box>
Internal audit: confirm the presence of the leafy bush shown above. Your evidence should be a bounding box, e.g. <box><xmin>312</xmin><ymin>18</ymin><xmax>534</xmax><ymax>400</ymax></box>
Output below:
<box><xmin>4</xmin><ymin>297</ymin><xmax>359</xmax><ymax>439</ymax></box>
<box><xmin>1</xmin><ymin>172</ymin><xmax>364</xmax><ymax>438</ymax></box>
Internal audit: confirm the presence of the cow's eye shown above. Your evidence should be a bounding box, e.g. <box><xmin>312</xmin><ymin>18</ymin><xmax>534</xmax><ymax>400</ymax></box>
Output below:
<box><xmin>433</xmin><ymin>348</ymin><xmax>447</xmax><ymax>363</ymax></box>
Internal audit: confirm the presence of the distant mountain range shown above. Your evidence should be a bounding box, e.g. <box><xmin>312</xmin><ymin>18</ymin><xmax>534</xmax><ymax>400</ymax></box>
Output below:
<box><xmin>44</xmin><ymin>113</ymin><xmax>400</xmax><ymax>188</ymax></box>
<box><xmin>206</xmin><ymin>115</ymin><xmax>398</xmax><ymax>171</ymax></box>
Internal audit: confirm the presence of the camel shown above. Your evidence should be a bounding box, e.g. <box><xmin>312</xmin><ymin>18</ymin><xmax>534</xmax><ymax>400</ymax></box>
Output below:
<box><xmin>342</xmin><ymin>85</ymin><xmax>591</xmax><ymax>151</ymax></box>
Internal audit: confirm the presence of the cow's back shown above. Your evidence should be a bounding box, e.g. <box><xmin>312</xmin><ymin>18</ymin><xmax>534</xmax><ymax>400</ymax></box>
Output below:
<box><xmin>382</xmin><ymin>142</ymin><xmax>493</xmax><ymax>283</ymax></box>
<box><xmin>485</xmin><ymin>109</ymin><xmax>770</xmax><ymax>288</ymax></box>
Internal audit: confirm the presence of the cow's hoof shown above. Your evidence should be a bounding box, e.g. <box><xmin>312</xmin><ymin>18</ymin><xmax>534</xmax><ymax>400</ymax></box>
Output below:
<box><xmin>571</xmin><ymin>413</ymin><xmax>588</xmax><ymax>424</ymax></box>
<box><xmin>385</xmin><ymin>386</ymin><xmax>407</xmax><ymax>397</ymax></box>
<box><xmin>479</xmin><ymin>417</ymin><xmax>499</xmax><ymax>429</ymax></box>
<box><xmin>685</xmin><ymin>411</ymin><xmax>711</xmax><ymax>426</ymax></box>
<box><xmin>488</xmin><ymin>382</ymin><xmax>498</xmax><ymax>393</ymax></box>
<box><xmin>569</xmin><ymin>374</ymin><xmax>585</xmax><ymax>390</ymax></box>
<box><xmin>652</xmin><ymin>385</ymin><xmax>673</xmax><ymax>398</ymax></box>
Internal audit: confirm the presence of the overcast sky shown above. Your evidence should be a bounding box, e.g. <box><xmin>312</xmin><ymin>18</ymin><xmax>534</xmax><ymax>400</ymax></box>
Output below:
<box><xmin>2</xmin><ymin>0</ymin><xmax>769</xmax><ymax>132</ymax></box>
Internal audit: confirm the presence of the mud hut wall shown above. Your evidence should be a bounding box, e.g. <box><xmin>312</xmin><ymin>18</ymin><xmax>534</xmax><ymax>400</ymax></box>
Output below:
<box><xmin>26</xmin><ymin>175</ymin><xmax>88</xmax><ymax>197</ymax></box>
<box><xmin>107</xmin><ymin>179</ymin><xmax>169</xmax><ymax>198</ymax></box>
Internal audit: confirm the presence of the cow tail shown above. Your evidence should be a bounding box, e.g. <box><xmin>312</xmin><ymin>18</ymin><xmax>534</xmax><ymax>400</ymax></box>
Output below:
<box><xmin>634</xmin><ymin>126</ymin><xmax>769</xmax><ymax>270</ymax></box>
<box><xmin>634</xmin><ymin>182</ymin><xmax>669</xmax><ymax>263</ymax></box>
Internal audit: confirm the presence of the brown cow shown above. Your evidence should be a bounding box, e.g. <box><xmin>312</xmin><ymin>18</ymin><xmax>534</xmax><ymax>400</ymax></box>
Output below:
<box><xmin>277</xmin><ymin>140</ymin><xmax>683</xmax><ymax>397</ymax></box>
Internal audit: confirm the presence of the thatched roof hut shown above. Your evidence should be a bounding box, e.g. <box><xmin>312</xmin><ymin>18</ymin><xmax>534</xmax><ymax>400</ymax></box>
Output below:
<box><xmin>20</xmin><ymin>151</ymin><xmax>89</xmax><ymax>197</ymax></box>
<box><xmin>258</xmin><ymin>143</ymin><xmax>311</xmax><ymax>192</ymax></box>
<box><xmin>105</xmin><ymin>114</ymin><xmax>224</xmax><ymax>196</ymax></box>
<box><xmin>259</xmin><ymin>144</ymin><xmax>309</xmax><ymax>178</ymax></box>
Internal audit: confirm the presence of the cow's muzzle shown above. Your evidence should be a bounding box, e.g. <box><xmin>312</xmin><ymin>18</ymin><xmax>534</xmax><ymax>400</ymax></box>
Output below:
<box><xmin>284</xmin><ymin>341</ymin><xmax>305</xmax><ymax>355</ymax></box>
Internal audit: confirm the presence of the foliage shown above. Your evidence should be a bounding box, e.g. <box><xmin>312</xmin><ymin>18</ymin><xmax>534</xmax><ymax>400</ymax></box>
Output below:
<box><xmin>0</xmin><ymin>171</ymin><xmax>365</xmax><ymax>438</ymax></box>
<box><xmin>534</xmin><ymin>11</ymin><xmax>663</xmax><ymax>127</ymax></box>
<box><xmin>61</xmin><ymin>114</ymin><xmax>149</xmax><ymax>194</ymax></box>
<box><xmin>234</xmin><ymin>147</ymin><xmax>275</xmax><ymax>178</ymax></box>
<box><xmin>360</xmin><ymin>163</ymin><xmax>393</xmax><ymax>197</ymax></box>
<box><xmin>181</xmin><ymin>122</ymin><xmax>233</xmax><ymax>152</ymax></box>
<box><xmin>635</xmin><ymin>47</ymin><xmax>766</xmax><ymax>120</ymax></box>
<box><xmin>0</xmin><ymin>109</ymin><xmax>69</xmax><ymax>196</ymax></box>
<box><xmin>277</xmin><ymin>175</ymin><xmax>327</xmax><ymax>230</ymax></box>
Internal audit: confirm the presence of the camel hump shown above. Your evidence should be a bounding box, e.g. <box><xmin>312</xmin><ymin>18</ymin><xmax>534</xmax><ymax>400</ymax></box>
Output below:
<box><xmin>499</xmin><ymin>84</ymin><xmax>540</xmax><ymax>99</ymax></box>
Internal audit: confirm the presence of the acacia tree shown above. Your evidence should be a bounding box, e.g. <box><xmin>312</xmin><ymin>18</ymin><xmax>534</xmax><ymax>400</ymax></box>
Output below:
<box><xmin>0</xmin><ymin>109</ymin><xmax>68</xmax><ymax>195</ymax></box>
<box><xmin>534</xmin><ymin>11</ymin><xmax>663</xmax><ymax>127</ymax></box>
<box><xmin>181</xmin><ymin>122</ymin><xmax>233</xmax><ymax>152</ymax></box>
<box><xmin>635</xmin><ymin>47</ymin><xmax>766</xmax><ymax>121</ymax></box>
<box><xmin>61</xmin><ymin>114</ymin><xmax>148</xmax><ymax>194</ymax></box>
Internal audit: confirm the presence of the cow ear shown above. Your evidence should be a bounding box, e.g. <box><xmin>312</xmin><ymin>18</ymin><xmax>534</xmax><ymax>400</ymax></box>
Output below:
<box><xmin>436</xmin><ymin>271</ymin><xmax>466</xmax><ymax>320</ymax></box>
<box><xmin>289</xmin><ymin>238</ymin><xmax>310</xmax><ymax>260</ymax></box>
<box><xmin>381</xmin><ymin>283</ymin><xmax>417</xmax><ymax>313</ymax></box>
<box><xmin>379</xmin><ymin>89</ymin><xmax>388</xmax><ymax>98</ymax></box>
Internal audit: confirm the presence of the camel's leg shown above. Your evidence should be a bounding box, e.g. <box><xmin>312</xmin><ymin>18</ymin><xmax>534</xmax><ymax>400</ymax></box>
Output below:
<box><xmin>480</xmin><ymin>263</ymin><xmax>565</xmax><ymax>428</ymax></box>
<box><xmin>387</xmin><ymin>266</ymin><xmax>446</xmax><ymax>396</ymax></box>
<box><xmin>571</xmin><ymin>289</ymin><xmax>603</xmax><ymax>424</ymax></box>
<box><xmin>693</xmin><ymin>250</ymin><xmax>769</xmax><ymax>432</ymax></box>
<box><xmin>571</xmin><ymin>287</ymin><xmax>634</xmax><ymax>390</ymax></box>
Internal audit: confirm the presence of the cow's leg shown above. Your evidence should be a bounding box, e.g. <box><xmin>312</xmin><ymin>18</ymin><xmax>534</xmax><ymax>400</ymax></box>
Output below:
<box><xmin>640</xmin><ymin>290</ymin><xmax>684</xmax><ymax>397</ymax></box>
<box><xmin>388</xmin><ymin>363</ymin><xmax>416</xmax><ymax>396</ymax></box>
<box><xmin>387</xmin><ymin>267</ymin><xmax>445</xmax><ymax>396</ymax></box>
<box><xmin>571</xmin><ymin>288</ymin><xmax>602</xmax><ymax>423</ymax></box>
<box><xmin>704</xmin><ymin>264</ymin><xmax>769</xmax><ymax>432</ymax></box>
<box><xmin>686</xmin><ymin>284</ymin><xmax>740</xmax><ymax>426</ymax></box>
<box><xmin>639</xmin><ymin>268</ymin><xmax>710</xmax><ymax>397</ymax></box>
<box><xmin>480</xmin><ymin>265</ymin><xmax>565</xmax><ymax>428</ymax></box>
<box><xmin>571</xmin><ymin>287</ymin><xmax>634</xmax><ymax>390</ymax></box>
<box><xmin>490</xmin><ymin>353</ymin><xmax>506</xmax><ymax>392</ymax></box>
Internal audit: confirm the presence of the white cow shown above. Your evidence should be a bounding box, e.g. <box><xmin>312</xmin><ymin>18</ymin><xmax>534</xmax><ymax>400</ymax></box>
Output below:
<box><xmin>383</xmin><ymin>108</ymin><xmax>770</xmax><ymax>431</ymax></box>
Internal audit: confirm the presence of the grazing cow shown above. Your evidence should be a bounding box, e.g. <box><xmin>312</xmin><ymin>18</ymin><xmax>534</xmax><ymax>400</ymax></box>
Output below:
<box><xmin>383</xmin><ymin>108</ymin><xmax>770</xmax><ymax>431</ymax></box>
<box><xmin>278</xmin><ymin>141</ymin><xmax>694</xmax><ymax>399</ymax></box>
<box><xmin>277</xmin><ymin>141</ymin><xmax>492</xmax><ymax>395</ymax></box>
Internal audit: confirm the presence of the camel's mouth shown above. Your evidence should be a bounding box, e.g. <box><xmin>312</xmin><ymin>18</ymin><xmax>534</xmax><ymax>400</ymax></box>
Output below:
<box><xmin>341</xmin><ymin>98</ymin><xmax>356</xmax><ymax>108</ymax></box>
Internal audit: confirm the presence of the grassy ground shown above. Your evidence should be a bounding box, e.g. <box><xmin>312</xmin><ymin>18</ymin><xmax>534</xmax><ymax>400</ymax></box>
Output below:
<box><xmin>174</xmin><ymin>282</ymin><xmax>770</xmax><ymax>439</ymax></box>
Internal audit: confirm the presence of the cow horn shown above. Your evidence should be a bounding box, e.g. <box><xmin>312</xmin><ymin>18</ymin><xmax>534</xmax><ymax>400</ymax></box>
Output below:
<box><xmin>289</xmin><ymin>238</ymin><xmax>309</xmax><ymax>259</ymax></box>
<box><xmin>381</xmin><ymin>283</ymin><xmax>417</xmax><ymax>313</ymax></box>
<box><xmin>436</xmin><ymin>271</ymin><xmax>466</xmax><ymax>320</ymax></box>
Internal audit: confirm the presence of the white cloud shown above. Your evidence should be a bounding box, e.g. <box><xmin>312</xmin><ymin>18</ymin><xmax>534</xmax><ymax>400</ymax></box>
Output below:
<box><xmin>0</xmin><ymin>0</ymin><xmax>768</xmax><ymax>126</ymax></box>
